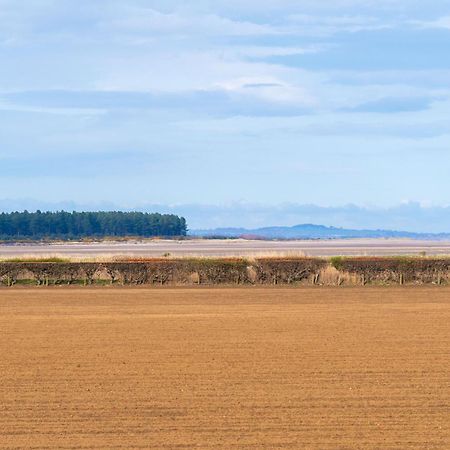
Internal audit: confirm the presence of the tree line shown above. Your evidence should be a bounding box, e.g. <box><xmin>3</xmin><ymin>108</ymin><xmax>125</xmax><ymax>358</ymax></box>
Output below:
<box><xmin>0</xmin><ymin>211</ymin><xmax>187</xmax><ymax>240</ymax></box>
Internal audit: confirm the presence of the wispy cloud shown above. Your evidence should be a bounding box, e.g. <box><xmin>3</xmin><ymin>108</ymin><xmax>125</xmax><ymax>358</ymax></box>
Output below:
<box><xmin>1</xmin><ymin>0</ymin><xmax>450</xmax><ymax>211</ymax></box>
<box><xmin>107</xmin><ymin>8</ymin><xmax>281</xmax><ymax>37</ymax></box>
<box><xmin>285</xmin><ymin>14</ymin><xmax>393</xmax><ymax>36</ymax></box>
<box><xmin>413</xmin><ymin>16</ymin><xmax>450</xmax><ymax>30</ymax></box>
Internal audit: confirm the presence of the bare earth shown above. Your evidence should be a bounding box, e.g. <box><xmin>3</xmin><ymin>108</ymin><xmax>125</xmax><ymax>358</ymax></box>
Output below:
<box><xmin>2</xmin><ymin>238</ymin><xmax>450</xmax><ymax>258</ymax></box>
<box><xmin>1</xmin><ymin>287</ymin><xmax>449</xmax><ymax>449</ymax></box>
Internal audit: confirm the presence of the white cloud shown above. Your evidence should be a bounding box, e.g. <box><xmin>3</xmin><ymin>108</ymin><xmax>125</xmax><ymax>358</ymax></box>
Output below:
<box><xmin>227</xmin><ymin>45</ymin><xmax>324</xmax><ymax>59</ymax></box>
<box><xmin>0</xmin><ymin>100</ymin><xmax>105</xmax><ymax>116</ymax></box>
<box><xmin>286</xmin><ymin>14</ymin><xmax>393</xmax><ymax>36</ymax></box>
<box><xmin>106</xmin><ymin>8</ymin><xmax>280</xmax><ymax>37</ymax></box>
<box><xmin>413</xmin><ymin>16</ymin><xmax>450</xmax><ymax>30</ymax></box>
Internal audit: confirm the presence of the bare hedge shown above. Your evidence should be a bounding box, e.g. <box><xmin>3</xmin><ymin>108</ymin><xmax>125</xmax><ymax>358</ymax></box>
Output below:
<box><xmin>0</xmin><ymin>257</ymin><xmax>449</xmax><ymax>286</ymax></box>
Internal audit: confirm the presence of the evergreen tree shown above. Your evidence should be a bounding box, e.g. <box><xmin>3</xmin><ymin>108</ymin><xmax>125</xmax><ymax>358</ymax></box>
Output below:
<box><xmin>0</xmin><ymin>211</ymin><xmax>187</xmax><ymax>240</ymax></box>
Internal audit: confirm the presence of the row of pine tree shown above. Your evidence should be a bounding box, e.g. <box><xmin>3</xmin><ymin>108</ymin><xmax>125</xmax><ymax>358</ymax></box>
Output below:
<box><xmin>0</xmin><ymin>211</ymin><xmax>187</xmax><ymax>239</ymax></box>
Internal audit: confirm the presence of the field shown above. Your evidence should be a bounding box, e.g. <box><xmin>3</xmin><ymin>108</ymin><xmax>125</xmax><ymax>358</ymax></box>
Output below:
<box><xmin>1</xmin><ymin>287</ymin><xmax>449</xmax><ymax>449</ymax></box>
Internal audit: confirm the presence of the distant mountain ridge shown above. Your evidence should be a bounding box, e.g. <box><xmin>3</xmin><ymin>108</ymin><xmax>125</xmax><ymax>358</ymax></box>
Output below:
<box><xmin>190</xmin><ymin>224</ymin><xmax>450</xmax><ymax>240</ymax></box>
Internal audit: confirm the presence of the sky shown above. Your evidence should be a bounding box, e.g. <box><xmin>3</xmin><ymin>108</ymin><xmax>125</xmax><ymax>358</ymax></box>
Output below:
<box><xmin>1</xmin><ymin>1</ymin><xmax>450</xmax><ymax>230</ymax></box>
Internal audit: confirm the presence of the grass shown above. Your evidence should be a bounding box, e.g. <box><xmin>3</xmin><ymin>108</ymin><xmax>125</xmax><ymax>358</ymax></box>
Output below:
<box><xmin>1</xmin><ymin>254</ymin><xmax>450</xmax><ymax>264</ymax></box>
<box><xmin>330</xmin><ymin>256</ymin><xmax>344</xmax><ymax>270</ymax></box>
<box><xmin>0</xmin><ymin>257</ymin><xmax>71</xmax><ymax>263</ymax></box>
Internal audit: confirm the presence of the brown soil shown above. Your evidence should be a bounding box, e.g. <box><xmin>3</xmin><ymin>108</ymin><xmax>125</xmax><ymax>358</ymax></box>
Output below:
<box><xmin>1</xmin><ymin>287</ymin><xmax>449</xmax><ymax>449</ymax></box>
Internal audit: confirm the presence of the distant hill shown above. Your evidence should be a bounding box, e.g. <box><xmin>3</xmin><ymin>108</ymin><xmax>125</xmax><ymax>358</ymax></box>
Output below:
<box><xmin>190</xmin><ymin>224</ymin><xmax>450</xmax><ymax>240</ymax></box>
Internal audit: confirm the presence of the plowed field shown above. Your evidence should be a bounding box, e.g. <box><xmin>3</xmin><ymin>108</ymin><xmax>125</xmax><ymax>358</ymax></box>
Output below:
<box><xmin>1</xmin><ymin>287</ymin><xmax>449</xmax><ymax>449</ymax></box>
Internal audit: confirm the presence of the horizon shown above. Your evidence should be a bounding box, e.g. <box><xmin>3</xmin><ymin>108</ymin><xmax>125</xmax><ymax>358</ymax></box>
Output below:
<box><xmin>0</xmin><ymin>199</ymin><xmax>449</xmax><ymax>233</ymax></box>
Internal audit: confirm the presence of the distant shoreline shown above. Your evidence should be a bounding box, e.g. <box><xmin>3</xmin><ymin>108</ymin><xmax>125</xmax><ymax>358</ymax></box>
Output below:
<box><xmin>1</xmin><ymin>238</ymin><xmax>450</xmax><ymax>259</ymax></box>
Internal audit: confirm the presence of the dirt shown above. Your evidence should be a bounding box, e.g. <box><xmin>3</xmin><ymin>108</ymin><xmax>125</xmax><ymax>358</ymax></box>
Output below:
<box><xmin>1</xmin><ymin>287</ymin><xmax>449</xmax><ymax>449</ymax></box>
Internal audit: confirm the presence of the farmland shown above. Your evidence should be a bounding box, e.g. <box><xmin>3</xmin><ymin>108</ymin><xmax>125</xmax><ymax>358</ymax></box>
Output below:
<box><xmin>1</xmin><ymin>287</ymin><xmax>449</xmax><ymax>449</ymax></box>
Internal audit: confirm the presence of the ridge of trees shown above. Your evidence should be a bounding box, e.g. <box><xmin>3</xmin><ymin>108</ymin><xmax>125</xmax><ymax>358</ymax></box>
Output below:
<box><xmin>0</xmin><ymin>211</ymin><xmax>187</xmax><ymax>240</ymax></box>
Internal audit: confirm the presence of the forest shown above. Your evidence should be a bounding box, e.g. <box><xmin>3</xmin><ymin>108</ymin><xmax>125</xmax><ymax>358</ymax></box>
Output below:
<box><xmin>0</xmin><ymin>211</ymin><xmax>187</xmax><ymax>240</ymax></box>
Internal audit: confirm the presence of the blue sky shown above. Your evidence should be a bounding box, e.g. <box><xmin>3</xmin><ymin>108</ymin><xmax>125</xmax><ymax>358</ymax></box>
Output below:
<box><xmin>1</xmin><ymin>1</ymin><xmax>450</xmax><ymax>229</ymax></box>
